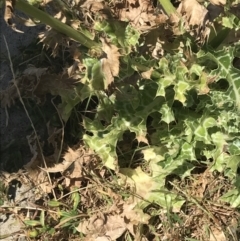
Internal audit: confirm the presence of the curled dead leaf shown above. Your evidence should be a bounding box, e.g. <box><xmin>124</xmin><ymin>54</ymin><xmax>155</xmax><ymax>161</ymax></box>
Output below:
<box><xmin>4</xmin><ymin>0</ymin><xmax>15</xmax><ymax>26</ymax></box>
<box><xmin>4</xmin><ymin>0</ymin><xmax>23</xmax><ymax>33</ymax></box>
<box><xmin>4</xmin><ymin>0</ymin><xmax>36</xmax><ymax>32</ymax></box>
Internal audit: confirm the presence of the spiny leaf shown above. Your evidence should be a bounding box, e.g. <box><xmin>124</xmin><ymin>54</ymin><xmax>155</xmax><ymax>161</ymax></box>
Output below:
<box><xmin>159</xmin><ymin>103</ymin><xmax>175</xmax><ymax>124</ymax></box>
<box><xmin>197</xmin><ymin>45</ymin><xmax>240</xmax><ymax>110</ymax></box>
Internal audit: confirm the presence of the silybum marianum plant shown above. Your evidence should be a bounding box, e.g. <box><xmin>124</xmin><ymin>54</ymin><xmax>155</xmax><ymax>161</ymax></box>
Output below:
<box><xmin>5</xmin><ymin>0</ymin><xmax>240</xmax><ymax>206</ymax></box>
<box><xmin>2</xmin><ymin>0</ymin><xmax>240</xmax><ymax>239</ymax></box>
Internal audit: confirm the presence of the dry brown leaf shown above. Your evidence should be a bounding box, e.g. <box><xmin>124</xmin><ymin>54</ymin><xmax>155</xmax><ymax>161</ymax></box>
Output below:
<box><xmin>81</xmin><ymin>0</ymin><xmax>105</xmax><ymax>12</ymax></box>
<box><xmin>76</xmin><ymin>199</ymin><xmax>150</xmax><ymax>240</ymax></box>
<box><xmin>136</xmin><ymin>134</ymin><xmax>149</xmax><ymax>144</ymax></box>
<box><xmin>4</xmin><ymin>0</ymin><xmax>36</xmax><ymax>32</ymax></box>
<box><xmin>100</xmin><ymin>38</ymin><xmax>120</xmax><ymax>89</ymax></box>
<box><xmin>38</xmin><ymin>28</ymin><xmax>69</xmax><ymax>57</ymax></box>
<box><xmin>209</xmin><ymin>227</ymin><xmax>226</xmax><ymax>241</ymax></box>
<box><xmin>100</xmin><ymin>59</ymin><xmax>112</xmax><ymax>89</ymax></box>
<box><xmin>4</xmin><ymin>0</ymin><xmax>23</xmax><ymax>33</ymax></box>
<box><xmin>43</xmin><ymin>147</ymin><xmax>94</xmax><ymax>187</ymax></box>
<box><xmin>122</xmin><ymin>203</ymin><xmax>150</xmax><ymax>224</ymax></box>
<box><xmin>0</xmin><ymin>170</ymin><xmax>26</xmax><ymax>188</ymax></box>
<box><xmin>14</xmin><ymin>15</ymin><xmax>37</xmax><ymax>27</ymax></box>
<box><xmin>23</xmin><ymin>134</ymin><xmax>55</xmax><ymax>194</ymax></box>
<box><xmin>63</xmin><ymin>161</ymin><xmax>83</xmax><ymax>187</ymax></box>
<box><xmin>152</xmin><ymin>41</ymin><xmax>164</xmax><ymax>59</ymax></box>
<box><xmin>76</xmin><ymin>203</ymin><xmax>148</xmax><ymax>240</ymax></box>
<box><xmin>155</xmin><ymin>13</ymin><xmax>169</xmax><ymax>25</ymax></box>
<box><xmin>4</xmin><ymin>0</ymin><xmax>14</xmax><ymax>26</ymax></box>
<box><xmin>68</xmin><ymin>42</ymin><xmax>82</xmax><ymax>60</ymax></box>
<box><xmin>141</xmin><ymin>67</ymin><xmax>153</xmax><ymax>79</ymax></box>
<box><xmin>228</xmin><ymin>218</ymin><xmax>238</xmax><ymax>240</ymax></box>
<box><xmin>76</xmin><ymin>214</ymin><xmax>126</xmax><ymax>240</ymax></box>
<box><xmin>46</xmin><ymin>123</ymin><xmax>64</xmax><ymax>169</ymax></box>
<box><xmin>76</xmin><ymin>213</ymin><xmax>127</xmax><ymax>240</ymax></box>
<box><xmin>119</xmin><ymin>167</ymin><xmax>158</xmax><ymax>202</ymax></box>
<box><xmin>178</xmin><ymin>0</ymin><xmax>208</xmax><ymax>27</ymax></box>
<box><xmin>54</xmin><ymin>12</ymin><xmax>66</xmax><ymax>23</ymax></box>
<box><xmin>118</xmin><ymin>0</ymin><xmax>157</xmax><ymax>31</ymax></box>
<box><xmin>43</xmin><ymin>148</ymin><xmax>80</xmax><ymax>173</ymax></box>
<box><xmin>66</xmin><ymin>61</ymin><xmax>80</xmax><ymax>77</ymax></box>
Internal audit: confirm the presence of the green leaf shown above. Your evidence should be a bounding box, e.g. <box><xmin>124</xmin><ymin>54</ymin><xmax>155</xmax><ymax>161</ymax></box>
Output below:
<box><xmin>91</xmin><ymin>61</ymin><xmax>104</xmax><ymax>90</ymax></box>
<box><xmin>71</xmin><ymin>191</ymin><xmax>80</xmax><ymax>210</ymax></box>
<box><xmin>24</xmin><ymin>220</ymin><xmax>42</xmax><ymax>227</ymax></box>
<box><xmin>221</xmin><ymin>189</ymin><xmax>240</xmax><ymax>208</ymax></box>
<box><xmin>124</xmin><ymin>24</ymin><xmax>140</xmax><ymax>48</ymax></box>
<box><xmin>142</xmin><ymin>146</ymin><xmax>168</xmax><ymax>177</ymax></box>
<box><xmin>156</xmin><ymin>76</ymin><xmax>175</xmax><ymax>96</ymax></box>
<box><xmin>197</xmin><ymin>45</ymin><xmax>240</xmax><ymax>110</ymax></box>
<box><xmin>59</xmin><ymin>210</ymin><xmax>78</xmax><ymax>217</ymax></box>
<box><xmin>225</xmin><ymin>155</ymin><xmax>240</xmax><ymax>180</ymax></box>
<box><xmin>58</xmin><ymin>84</ymin><xmax>92</xmax><ymax>122</ymax></box>
<box><xmin>40</xmin><ymin>210</ymin><xmax>45</xmax><ymax>227</ymax></box>
<box><xmin>190</xmin><ymin>64</ymin><xmax>203</xmax><ymax>76</ymax></box>
<box><xmin>174</xmin><ymin>81</ymin><xmax>190</xmax><ymax>104</ymax></box>
<box><xmin>159</xmin><ymin>103</ymin><xmax>175</xmax><ymax>124</ymax></box>
<box><xmin>221</xmin><ymin>13</ymin><xmax>239</xmax><ymax>29</ymax></box>
<box><xmin>202</xmin><ymin>117</ymin><xmax>216</xmax><ymax>129</ymax></box>
<box><xmin>194</xmin><ymin>126</ymin><xmax>210</xmax><ymax>143</ymax></box>
<box><xmin>179</xmin><ymin>142</ymin><xmax>196</xmax><ymax>161</ymax></box>
<box><xmin>48</xmin><ymin>200</ymin><xmax>65</xmax><ymax>207</ymax></box>
<box><xmin>229</xmin><ymin>139</ymin><xmax>240</xmax><ymax>155</ymax></box>
<box><xmin>211</xmin><ymin>132</ymin><xmax>227</xmax><ymax>149</ymax></box>
<box><xmin>97</xmin><ymin>95</ymin><xmax>115</xmax><ymax>123</ymax></box>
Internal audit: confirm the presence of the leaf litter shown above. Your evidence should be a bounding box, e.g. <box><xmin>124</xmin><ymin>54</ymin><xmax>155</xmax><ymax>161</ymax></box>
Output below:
<box><xmin>1</xmin><ymin>0</ymin><xmax>240</xmax><ymax>240</ymax></box>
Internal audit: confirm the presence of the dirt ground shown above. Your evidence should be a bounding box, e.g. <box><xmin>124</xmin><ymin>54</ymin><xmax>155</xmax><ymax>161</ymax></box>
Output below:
<box><xmin>0</xmin><ymin>8</ymin><xmax>46</xmax><ymax>167</ymax></box>
<box><xmin>0</xmin><ymin>8</ymin><xmax>43</xmax><ymax>240</ymax></box>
